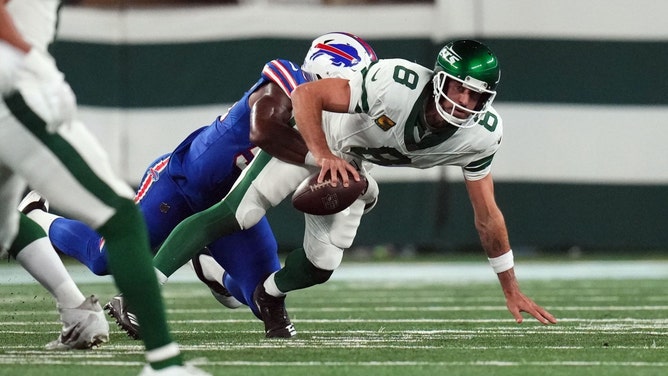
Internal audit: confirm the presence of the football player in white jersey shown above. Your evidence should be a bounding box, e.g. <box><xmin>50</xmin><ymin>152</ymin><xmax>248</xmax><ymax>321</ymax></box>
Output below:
<box><xmin>150</xmin><ymin>39</ymin><xmax>556</xmax><ymax>328</ymax></box>
<box><xmin>0</xmin><ymin>1</ymin><xmax>209</xmax><ymax>374</ymax></box>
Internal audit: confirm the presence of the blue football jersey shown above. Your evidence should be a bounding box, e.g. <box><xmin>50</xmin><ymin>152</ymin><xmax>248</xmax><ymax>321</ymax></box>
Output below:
<box><xmin>166</xmin><ymin>59</ymin><xmax>308</xmax><ymax>212</ymax></box>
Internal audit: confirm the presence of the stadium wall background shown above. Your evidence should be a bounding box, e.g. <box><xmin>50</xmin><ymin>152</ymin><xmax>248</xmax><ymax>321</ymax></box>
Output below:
<box><xmin>51</xmin><ymin>1</ymin><xmax>668</xmax><ymax>253</ymax></box>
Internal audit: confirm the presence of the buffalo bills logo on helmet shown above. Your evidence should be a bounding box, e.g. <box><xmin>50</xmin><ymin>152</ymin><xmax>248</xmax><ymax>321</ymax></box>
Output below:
<box><xmin>309</xmin><ymin>42</ymin><xmax>363</xmax><ymax>68</ymax></box>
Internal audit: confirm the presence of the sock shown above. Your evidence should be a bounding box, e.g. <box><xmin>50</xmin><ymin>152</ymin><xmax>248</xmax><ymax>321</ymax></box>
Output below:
<box><xmin>13</xmin><ymin>215</ymin><xmax>85</xmax><ymax>308</ymax></box>
<box><xmin>155</xmin><ymin>268</ymin><xmax>168</xmax><ymax>285</ymax></box>
<box><xmin>263</xmin><ymin>272</ymin><xmax>285</xmax><ymax>297</ymax></box>
<box><xmin>197</xmin><ymin>252</ymin><xmax>224</xmax><ymax>283</ymax></box>
<box><xmin>145</xmin><ymin>343</ymin><xmax>182</xmax><ymax>371</ymax></box>
<box><xmin>273</xmin><ymin>247</ymin><xmax>334</xmax><ymax>293</ymax></box>
<box><xmin>24</xmin><ymin>207</ymin><xmax>58</xmax><ymax>233</ymax></box>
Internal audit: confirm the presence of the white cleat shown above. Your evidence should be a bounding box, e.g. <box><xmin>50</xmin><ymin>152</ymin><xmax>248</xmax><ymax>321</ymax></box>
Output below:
<box><xmin>139</xmin><ymin>364</ymin><xmax>212</xmax><ymax>376</ymax></box>
<box><xmin>18</xmin><ymin>190</ymin><xmax>49</xmax><ymax>214</ymax></box>
<box><xmin>190</xmin><ymin>249</ymin><xmax>242</xmax><ymax>309</ymax></box>
<box><xmin>46</xmin><ymin>295</ymin><xmax>110</xmax><ymax>350</ymax></box>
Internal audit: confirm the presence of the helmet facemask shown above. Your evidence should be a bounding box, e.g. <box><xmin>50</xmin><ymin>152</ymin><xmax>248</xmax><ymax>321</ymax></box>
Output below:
<box><xmin>432</xmin><ymin>71</ymin><xmax>497</xmax><ymax>129</ymax></box>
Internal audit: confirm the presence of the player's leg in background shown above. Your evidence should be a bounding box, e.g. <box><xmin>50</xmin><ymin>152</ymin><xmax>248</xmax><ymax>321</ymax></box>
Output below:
<box><xmin>0</xmin><ymin>173</ymin><xmax>108</xmax><ymax>350</ymax></box>
<box><xmin>9</xmin><ymin>213</ymin><xmax>110</xmax><ymax>350</ymax></box>
<box><xmin>0</xmin><ymin>97</ymin><xmax>184</xmax><ymax>369</ymax></box>
<box><xmin>20</xmin><ymin>199</ymin><xmax>111</xmax><ymax>276</ymax></box>
<box><xmin>208</xmin><ymin>216</ymin><xmax>281</xmax><ymax>317</ymax></box>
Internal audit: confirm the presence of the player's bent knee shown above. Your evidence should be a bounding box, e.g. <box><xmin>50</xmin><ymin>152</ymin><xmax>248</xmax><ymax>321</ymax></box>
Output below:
<box><xmin>329</xmin><ymin>201</ymin><xmax>365</xmax><ymax>248</ymax></box>
<box><xmin>304</xmin><ymin>242</ymin><xmax>343</xmax><ymax>271</ymax></box>
<box><xmin>235</xmin><ymin>187</ymin><xmax>270</xmax><ymax>229</ymax></box>
<box><xmin>237</xmin><ymin>208</ymin><xmax>265</xmax><ymax>230</ymax></box>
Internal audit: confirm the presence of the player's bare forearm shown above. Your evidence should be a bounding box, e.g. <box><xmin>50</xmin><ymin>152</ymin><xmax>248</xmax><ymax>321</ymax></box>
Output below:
<box><xmin>477</xmin><ymin>212</ymin><xmax>510</xmax><ymax>258</ymax></box>
<box><xmin>292</xmin><ymin>79</ymin><xmax>359</xmax><ymax>185</ymax></box>
<box><xmin>251</xmin><ymin>117</ymin><xmax>308</xmax><ymax>165</ymax></box>
<box><xmin>249</xmin><ymin>82</ymin><xmax>309</xmax><ymax>164</ymax></box>
<box><xmin>465</xmin><ymin>175</ymin><xmax>510</xmax><ymax>257</ymax></box>
<box><xmin>292</xmin><ymin>81</ymin><xmax>336</xmax><ymax>161</ymax></box>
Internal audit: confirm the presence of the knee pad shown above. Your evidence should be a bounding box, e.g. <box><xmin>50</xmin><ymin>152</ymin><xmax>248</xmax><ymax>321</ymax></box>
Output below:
<box><xmin>235</xmin><ymin>184</ymin><xmax>269</xmax><ymax>230</ymax></box>
<box><xmin>329</xmin><ymin>200</ymin><xmax>365</xmax><ymax>247</ymax></box>
<box><xmin>303</xmin><ymin>240</ymin><xmax>343</xmax><ymax>271</ymax></box>
<box><xmin>302</xmin><ymin>200</ymin><xmax>365</xmax><ymax>271</ymax></box>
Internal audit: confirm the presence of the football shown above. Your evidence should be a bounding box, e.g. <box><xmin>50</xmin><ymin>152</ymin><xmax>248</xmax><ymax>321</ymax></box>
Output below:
<box><xmin>292</xmin><ymin>170</ymin><xmax>367</xmax><ymax>215</ymax></box>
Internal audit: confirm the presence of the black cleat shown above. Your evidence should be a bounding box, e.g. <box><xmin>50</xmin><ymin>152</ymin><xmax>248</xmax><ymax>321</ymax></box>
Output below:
<box><xmin>252</xmin><ymin>283</ymin><xmax>297</xmax><ymax>338</ymax></box>
<box><xmin>104</xmin><ymin>294</ymin><xmax>140</xmax><ymax>340</ymax></box>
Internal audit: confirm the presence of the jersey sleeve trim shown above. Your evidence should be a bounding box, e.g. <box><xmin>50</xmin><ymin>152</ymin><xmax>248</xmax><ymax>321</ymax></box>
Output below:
<box><xmin>464</xmin><ymin>154</ymin><xmax>495</xmax><ymax>173</ymax></box>
<box><xmin>261</xmin><ymin>59</ymin><xmax>305</xmax><ymax>97</ymax></box>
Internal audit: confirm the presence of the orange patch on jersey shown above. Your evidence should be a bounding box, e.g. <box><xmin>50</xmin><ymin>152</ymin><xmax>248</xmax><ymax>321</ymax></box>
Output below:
<box><xmin>375</xmin><ymin>115</ymin><xmax>396</xmax><ymax>131</ymax></box>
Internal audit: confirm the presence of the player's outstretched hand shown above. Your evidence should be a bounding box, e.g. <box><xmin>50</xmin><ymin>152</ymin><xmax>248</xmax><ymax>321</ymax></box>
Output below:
<box><xmin>505</xmin><ymin>291</ymin><xmax>557</xmax><ymax>325</ymax></box>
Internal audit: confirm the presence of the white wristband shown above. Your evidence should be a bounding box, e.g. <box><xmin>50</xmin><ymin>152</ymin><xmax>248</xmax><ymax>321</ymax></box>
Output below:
<box><xmin>488</xmin><ymin>250</ymin><xmax>514</xmax><ymax>274</ymax></box>
<box><xmin>304</xmin><ymin>151</ymin><xmax>318</xmax><ymax>166</ymax></box>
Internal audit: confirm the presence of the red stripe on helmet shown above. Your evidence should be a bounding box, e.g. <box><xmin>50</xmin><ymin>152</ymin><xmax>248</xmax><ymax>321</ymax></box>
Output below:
<box><xmin>315</xmin><ymin>43</ymin><xmax>356</xmax><ymax>62</ymax></box>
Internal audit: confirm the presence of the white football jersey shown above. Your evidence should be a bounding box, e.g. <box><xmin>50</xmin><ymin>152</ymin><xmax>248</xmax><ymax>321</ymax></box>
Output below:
<box><xmin>323</xmin><ymin>59</ymin><xmax>503</xmax><ymax>181</ymax></box>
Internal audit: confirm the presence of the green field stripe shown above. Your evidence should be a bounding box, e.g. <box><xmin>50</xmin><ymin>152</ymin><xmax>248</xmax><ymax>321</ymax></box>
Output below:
<box><xmin>0</xmin><ymin>276</ymin><xmax>666</xmax><ymax>376</ymax></box>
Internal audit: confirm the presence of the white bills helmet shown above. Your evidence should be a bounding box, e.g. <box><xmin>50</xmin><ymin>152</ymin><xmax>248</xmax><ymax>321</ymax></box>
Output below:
<box><xmin>302</xmin><ymin>32</ymin><xmax>378</xmax><ymax>81</ymax></box>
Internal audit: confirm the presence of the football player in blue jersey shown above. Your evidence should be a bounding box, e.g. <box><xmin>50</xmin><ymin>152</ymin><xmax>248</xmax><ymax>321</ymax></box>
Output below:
<box><xmin>145</xmin><ymin>39</ymin><xmax>557</xmax><ymax>329</ymax></box>
<box><xmin>21</xmin><ymin>32</ymin><xmax>378</xmax><ymax>339</ymax></box>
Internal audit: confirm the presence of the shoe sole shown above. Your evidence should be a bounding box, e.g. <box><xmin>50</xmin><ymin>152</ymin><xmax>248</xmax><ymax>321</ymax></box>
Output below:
<box><xmin>266</xmin><ymin>323</ymin><xmax>297</xmax><ymax>338</ymax></box>
<box><xmin>104</xmin><ymin>301</ymin><xmax>141</xmax><ymax>340</ymax></box>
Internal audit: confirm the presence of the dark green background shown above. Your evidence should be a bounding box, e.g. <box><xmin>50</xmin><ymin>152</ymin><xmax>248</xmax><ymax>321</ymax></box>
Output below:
<box><xmin>52</xmin><ymin>38</ymin><xmax>668</xmax><ymax>107</ymax></box>
<box><xmin>50</xmin><ymin>37</ymin><xmax>668</xmax><ymax>252</ymax></box>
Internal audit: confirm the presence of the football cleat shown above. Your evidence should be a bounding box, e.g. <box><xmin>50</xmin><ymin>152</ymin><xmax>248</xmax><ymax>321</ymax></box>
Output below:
<box><xmin>104</xmin><ymin>294</ymin><xmax>140</xmax><ymax>340</ymax></box>
<box><xmin>189</xmin><ymin>249</ymin><xmax>242</xmax><ymax>309</ymax></box>
<box><xmin>252</xmin><ymin>283</ymin><xmax>297</xmax><ymax>338</ymax></box>
<box><xmin>18</xmin><ymin>190</ymin><xmax>49</xmax><ymax>214</ymax></box>
<box><xmin>138</xmin><ymin>364</ymin><xmax>212</xmax><ymax>376</ymax></box>
<box><xmin>46</xmin><ymin>295</ymin><xmax>110</xmax><ymax>350</ymax></box>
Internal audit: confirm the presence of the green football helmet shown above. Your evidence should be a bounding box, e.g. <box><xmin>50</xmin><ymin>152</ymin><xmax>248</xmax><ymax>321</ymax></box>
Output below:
<box><xmin>432</xmin><ymin>40</ymin><xmax>500</xmax><ymax>128</ymax></box>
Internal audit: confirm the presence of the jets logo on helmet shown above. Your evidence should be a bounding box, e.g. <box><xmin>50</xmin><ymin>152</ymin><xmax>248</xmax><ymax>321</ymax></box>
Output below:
<box><xmin>302</xmin><ymin>32</ymin><xmax>377</xmax><ymax>81</ymax></box>
<box><xmin>439</xmin><ymin>46</ymin><xmax>462</xmax><ymax>65</ymax></box>
<box><xmin>432</xmin><ymin>39</ymin><xmax>500</xmax><ymax>128</ymax></box>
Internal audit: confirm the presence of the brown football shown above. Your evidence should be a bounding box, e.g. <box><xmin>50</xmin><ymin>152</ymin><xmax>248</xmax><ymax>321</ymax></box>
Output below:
<box><xmin>291</xmin><ymin>170</ymin><xmax>367</xmax><ymax>215</ymax></box>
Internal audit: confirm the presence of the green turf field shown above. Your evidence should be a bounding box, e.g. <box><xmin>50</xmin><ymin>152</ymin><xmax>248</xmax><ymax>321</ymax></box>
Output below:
<box><xmin>0</xmin><ymin>261</ymin><xmax>666</xmax><ymax>376</ymax></box>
